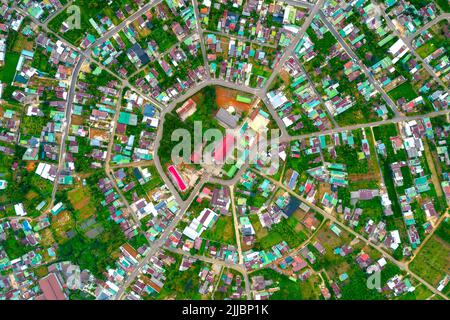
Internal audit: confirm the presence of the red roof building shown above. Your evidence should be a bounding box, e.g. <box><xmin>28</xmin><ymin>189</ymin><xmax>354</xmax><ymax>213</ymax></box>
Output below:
<box><xmin>37</xmin><ymin>273</ymin><xmax>67</xmax><ymax>300</ymax></box>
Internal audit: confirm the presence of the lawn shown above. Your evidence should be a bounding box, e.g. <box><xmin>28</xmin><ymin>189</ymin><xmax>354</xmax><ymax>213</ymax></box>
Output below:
<box><xmin>249</xmin><ymin>213</ymin><xmax>268</xmax><ymax>239</ymax></box>
<box><xmin>410</xmin><ymin>219</ymin><xmax>450</xmax><ymax>295</ymax></box>
<box><xmin>202</xmin><ymin>215</ymin><xmax>236</xmax><ymax>245</ymax></box>
<box><xmin>148</xmin><ymin>24</ymin><xmax>178</xmax><ymax>52</ymax></box>
<box><xmin>0</xmin><ymin>52</ymin><xmax>20</xmax><ymax>83</ymax></box>
<box><xmin>0</xmin><ymin>229</ymin><xmax>32</xmax><ymax>259</ymax></box>
<box><xmin>387</xmin><ymin>82</ymin><xmax>418</xmax><ymax>102</ymax></box>
<box><xmin>68</xmin><ymin>186</ymin><xmax>96</xmax><ymax>220</ymax></box>
<box><xmin>357</xmin><ymin>197</ymin><xmax>384</xmax><ymax>223</ymax></box>
<box><xmin>255</xmin><ymin>216</ymin><xmax>308</xmax><ymax>250</ymax></box>
<box><xmin>415</xmin><ymin>42</ymin><xmax>439</xmax><ymax>59</ymax></box>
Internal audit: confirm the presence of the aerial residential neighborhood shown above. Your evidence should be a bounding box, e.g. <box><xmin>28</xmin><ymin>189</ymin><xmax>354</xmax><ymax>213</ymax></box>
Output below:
<box><xmin>0</xmin><ymin>0</ymin><xmax>448</xmax><ymax>306</ymax></box>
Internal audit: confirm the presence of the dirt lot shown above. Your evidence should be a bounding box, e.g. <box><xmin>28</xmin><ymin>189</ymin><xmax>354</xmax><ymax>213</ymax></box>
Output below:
<box><xmin>215</xmin><ymin>87</ymin><xmax>253</xmax><ymax>112</ymax></box>
<box><xmin>71</xmin><ymin>115</ymin><xmax>85</xmax><ymax>125</ymax></box>
<box><xmin>39</xmin><ymin>228</ymin><xmax>56</xmax><ymax>247</ymax></box>
<box><xmin>25</xmin><ymin>190</ymin><xmax>38</xmax><ymax>201</ymax></box>
<box><xmin>51</xmin><ymin>210</ymin><xmax>75</xmax><ymax>242</ymax></box>
<box><xmin>219</xmin><ymin>36</ymin><xmax>230</xmax><ymax>60</ymax></box>
<box><xmin>316</xmin><ymin>183</ymin><xmax>331</xmax><ymax>206</ymax></box>
<box><xmin>12</xmin><ymin>34</ymin><xmax>34</xmax><ymax>52</ymax></box>
<box><xmin>90</xmin><ymin>128</ymin><xmax>110</xmax><ymax>141</ymax></box>
<box><xmin>26</xmin><ymin>161</ymin><xmax>37</xmax><ymax>172</ymax></box>
<box><xmin>278</xmin><ymin>69</ymin><xmax>291</xmax><ymax>84</ymax></box>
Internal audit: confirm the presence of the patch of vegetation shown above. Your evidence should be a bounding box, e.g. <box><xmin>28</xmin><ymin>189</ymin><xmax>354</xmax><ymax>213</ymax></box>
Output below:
<box><xmin>254</xmin><ymin>216</ymin><xmax>308</xmax><ymax>250</ymax></box>
<box><xmin>57</xmin><ymin>222</ymin><xmax>125</xmax><ymax>279</ymax></box>
<box><xmin>388</xmin><ymin>82</ymin><xmax>418</xmax><ymax>102</ymax></box>
<box><xmin>0</xmin><ymin>52</ymin><xmax>20</xmax><ymax>83</ymax></box>
<box><xmin>410</xmin><ymin>219</ymin><xmax>450</xmax><ymax>293</ymax></box>
<box><xmin>148</xmin><ymin>252</ymin><xmax>203</xmax><ymax>300</ymax></box>
<box><xmin>251</xmin><ymin>268</ymin><xmax>320</xmax><ymax>300</ymax></box>
<box><xmin>202</xmin><ymin>215</ymin><xmax>236</xmax><ymax>245</ymax></box>
<box><xmin>0</xmin><ymin>229</ymin><xmax>32</xmax><ymax>259</ymax></box>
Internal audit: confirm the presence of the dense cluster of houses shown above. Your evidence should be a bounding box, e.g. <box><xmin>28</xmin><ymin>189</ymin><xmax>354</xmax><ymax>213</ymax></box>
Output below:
<box><xmin>268</xmin><ymin>56</ymin><xmax>333</xmax><ymax>133</ymax></box>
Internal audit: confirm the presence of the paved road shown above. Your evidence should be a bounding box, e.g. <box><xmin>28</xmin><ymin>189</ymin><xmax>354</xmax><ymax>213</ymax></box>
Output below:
<box><xmin>209</xmin><ymin>162</ymin><xmax>249</xmax><ymax>186</ymax></box>
<box><xmin>151</xmin><ymin>76</ymin><xmax>286</xmax><ymax>206</ymax></box>
<box><xmin>379</xmin><ymin>7</ymin><xmax>448</xmax><ymax>90</ymax></box>
<box><xmin>19</xmin><ymin>0</ymin><xmax>450</xmax><ymax>300</ymax></box>
<box><xmin>278</xmin><ymin>0</ymin><xmax>313</xmax><ymax>9</ymax></box>
<box><xmin>251</xmin><ymin>168</ymin><xmax>449</xmax><ymax>300</ymax></box>
<box><xmin>49</xmin><ymin>54</ymin><xmax>86</xmax><ymax>208</ymax></box>
<box><xmin>42</xmin><ymin>0</ymin><xmax>74</xmax><ymax>26</ymax></box>
<box><xmin>370</xmin><ymin>127</ymin><xmax>388</xmax><ymax>189</ymax></box>
<box><xmin>115</xmin><ymin>173</ymin><xmax>210</xmax><ymax>299</ymax></box>
<box><xmin>192</xmin><ymin>0</ymin><xmax>212</xmax><ymax>79</ymax></box>
<box><xmin>110</xmin><ymin>160</ymin><xmax>155</xmax><ymax>170</ymax></box>
<box><xmin>151</xmin><ymin>108</ymin><xmax>186</xmax><ymax>205</ymax></box>
<box><xmin>103</xmin><ymin>86</ymin><xmax>141</xmax><ymax>225</ymax></box>
<box><xmin>405</xmin><ymin>13</ymin><xmax>450</xmax><ymax>44</ymax></box>
<box><xmin>319</xmin><ymin>11</ymin><xmax>401</xmax><ymax>117</ymax></box>
<box><xmin>268</xmin><ymin>218</ymin><xmax>327</xmax><ymax>268</ymax></box>
<box><xmin>261</xmin><ymin>0</ymin><xmax>326</xmax><ymax>94</ymax></box>
<box><xmin>230</xmin><ymin>186</ymin><xmax>243</xmax><ymax>264</ymax></box>
<box><xmin>293</xmin><ymin>54</ymin><xmax>339</xmax><ymax>128</ymax></box>
<box><xmin>407</xmin><ymin>212</ymin><xmax>449</xmax><ymax>268</ymax></box>
<box><xmin>204</xmin><ymin>30</ymin><xmax>278</xmax><ymax>49</ymax></box>
<box><xmin>288</xmin><ymin>109</ymin><xmax>450</xmax><ymax>142</ymax></box>
<box><xmin>89</xmin><ymin>0</ymin><xmax>164</xmax><ymax>50</ymax></box>
<box><xmin>165</xmin><ymin>246</ymin><xmax>252</xmax><ymax>299</ymax></box>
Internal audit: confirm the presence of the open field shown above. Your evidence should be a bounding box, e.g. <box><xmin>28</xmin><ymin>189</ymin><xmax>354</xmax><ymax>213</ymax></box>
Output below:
<box><xmin>215</xmin><ymin>87</ymin><xmax>254</xmax><ymax>112</ymax></box>
<box><xmin>251</xmin><ymin>268</ymin><xmax>321</xmax><ymax>300</ymax></box>
<box><xmin>410</xmin><ymin>219</ymin><xmax>450</xmax><ymax>295</ymax></box>
<box><xmin>68</xmin><ymin>186</ymin><xmax>97</xmax><ymax>220</ymax></box>
<box><xmin>202</xmin><ymin>214</ymin><xmax>236</xmax><ymax>245</ymax></box>
<box><xmin>0</xmin><ymin>52</ymin><xmax>19</xmax><ymax>83</ymax></box>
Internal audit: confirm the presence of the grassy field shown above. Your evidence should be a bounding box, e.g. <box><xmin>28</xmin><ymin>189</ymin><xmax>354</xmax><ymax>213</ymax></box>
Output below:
<box><xmin>436</xmin><ymin>0</ymin><xmax>450</xmax><ymax>12</ymax></box>
<box><xmin>255</xmin><ymin>216</ymin><xmax>308</xmax><ymax>250</ymax></box>
<box><xmin>410</xmin><ymin>219</ymin><xmax>450</xmax><ymax>295</ymax></box>
<box><xmin>309</xmin><ymin>225</ymin><xmax>354</xmax><ymax>275</ymax></box>
<box><xmin>0</xmin><ymin>229</ymin><xmax>32</xmax><ymax>259</ymax></box>
<box><xmin>416</xmin><ymin>42</ymin><xmax>439</xmax><ymax>59</ymax></box>
<box><xmin>395</xmin><ymin>283</ymin><xmax>434</xmax><ymax>300</ymax></box>
<box><xmin>357</xmin><ymin>197</ymin><xmax>384</xmax><ymax>224</ymax></box>
<box><xmin>387</xmin><ymin>82</ymin><xmax>418</xmax><ymax>102</ymax></box>
<box><xmin>68</xmin><ymin>185</ymin><xmax>97</xmax><ymax>220</ymax></box>
<box><xmin>202</xmin><ymin>215</ymin><xmax>236</xmax><ymax>245</ymax></box>
<box><xmin>249</xmin><ymin>213</ymin><xmax>268</xmax><ymax>239</ymax></box>
<box><xmin>0</xmin><ymin>52</ymin><xmax>19</xmax><ymax>83</ymax></box>
<box><xmin>20</xmin><ymin>116</ymin><xmax>49</xmax><ymax>136</ymax></box>
<box><xmin>149</xmin><ymin>253</ymin><xmax>204</xmax><ymax>300</ymax></box>
<box><xmin>251</xmin><ymin>268</ymin><xmax>321</xmax><ymax>300</ymax></box>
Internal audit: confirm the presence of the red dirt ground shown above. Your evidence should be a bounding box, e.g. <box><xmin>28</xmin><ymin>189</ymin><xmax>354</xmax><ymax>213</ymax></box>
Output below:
<box><xmin>215</xmin><ymin>87</ymin><xmax>253</xmax><ymax>112</ymax></box>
